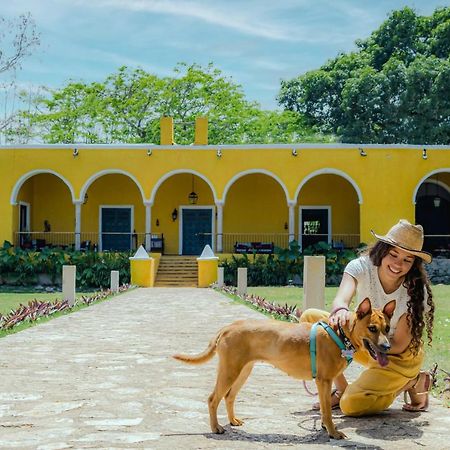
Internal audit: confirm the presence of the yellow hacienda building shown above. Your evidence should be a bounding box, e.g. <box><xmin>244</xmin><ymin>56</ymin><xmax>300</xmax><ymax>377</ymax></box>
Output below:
<box><xmin>0</xmin><ymin>117</ymin><xmax>449</xmax><ymax>256</ymax></box>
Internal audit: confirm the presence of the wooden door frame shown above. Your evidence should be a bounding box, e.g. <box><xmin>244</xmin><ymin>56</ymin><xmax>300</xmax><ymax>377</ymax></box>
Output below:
<box><xmin>298</xmin><ymin>206</ymin><xmax>332</xmax><ymax>249</ymax></box>
<box><xmin>179</xmin><ymin>205</ymin><xmax>215</xmax><ymax>255</ymax></box>
<box><xmin>98</xmin><ymin>205</ymin><xmax>134</xmax><ymax>252</ymax></box>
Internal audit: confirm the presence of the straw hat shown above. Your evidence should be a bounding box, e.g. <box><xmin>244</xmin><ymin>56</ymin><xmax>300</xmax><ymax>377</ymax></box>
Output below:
<box><xmin>371</xmin><ymin>219</ymin><xmax>432</xmax><ymax>263</ymax></box>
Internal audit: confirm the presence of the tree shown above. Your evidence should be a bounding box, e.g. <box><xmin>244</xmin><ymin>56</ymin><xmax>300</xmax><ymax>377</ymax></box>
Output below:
<box><xmin>0</xmin><ymin>13</ymin><xmax>40</xmax><ymax>140</ymax></box>
<box><xmin>18</xmin><ymin>63</ymin><xmax>334</xmax><ymax>144</ymax></box>
<box><xmin>278</xmin><ymin>7</ymin><xmax>450</xmax><ymax>144</ymax></box>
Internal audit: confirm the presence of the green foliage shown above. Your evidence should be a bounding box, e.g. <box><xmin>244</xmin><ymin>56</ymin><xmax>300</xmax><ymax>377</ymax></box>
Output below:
<box><xmin>278</xmin><ymin>6</ymin><xmax>450</xmax><ymax>144</ymax></box>
<box><xmin>220</xmin><ymin>241</ymin><xmax>358</xmax><ymax>286</ymax></box>
<box><xmin>0</xmin><ymin>244</ymin><xmax>131</xmax><ymax>288</ymax></box>
<box><xmin>14</xmin><ymin>62</ymin><xmax>335</xmax><ymax>144</ymax></box>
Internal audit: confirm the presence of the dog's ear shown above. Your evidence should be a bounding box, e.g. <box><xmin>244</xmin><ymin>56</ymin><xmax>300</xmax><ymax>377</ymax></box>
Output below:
<box><xmin>356</xmin><ymin>298</ymin><xmax>372</xmax><ymax>319</ymax></box>
<box><xmin>383</xmin><ymin>300</ymin><xmax>396</xmax><ymax>320</ymax></box>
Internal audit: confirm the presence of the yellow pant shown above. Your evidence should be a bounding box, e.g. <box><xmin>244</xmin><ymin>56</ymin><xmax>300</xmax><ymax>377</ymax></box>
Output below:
<box><xmin>300</xmin><ymin>308</ymin><xmax>423</xmax><ymax>416</ymax></box>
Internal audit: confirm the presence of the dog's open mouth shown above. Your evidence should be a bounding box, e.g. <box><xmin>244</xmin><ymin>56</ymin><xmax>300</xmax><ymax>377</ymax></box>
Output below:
<box><xmin>363</xmin><ymin>338</ymin><xmax>389</xmax><ymax>367</ymax></box>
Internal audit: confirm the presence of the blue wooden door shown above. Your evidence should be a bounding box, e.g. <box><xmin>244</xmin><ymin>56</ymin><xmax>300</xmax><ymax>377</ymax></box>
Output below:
<box><xmin>101</xmin><ymin>208</ymin><xmax>132</xmax><ymax>251</ymax></box>
<box><xmin>182</xmin><ymin>209</ymin><xmax>212</xmax><ymax>255</ymax></box>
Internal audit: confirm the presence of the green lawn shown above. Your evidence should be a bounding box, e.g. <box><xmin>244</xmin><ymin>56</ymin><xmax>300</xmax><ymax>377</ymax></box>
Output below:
<box><xmin>248</xmin><ymin>285</ymin><xmax>449</xmax><ymax>405</ymax></box>
<box><xmin>0</xmin><ymin>292</ymin><xmax>93</xmax><ymax>315</ymax></box>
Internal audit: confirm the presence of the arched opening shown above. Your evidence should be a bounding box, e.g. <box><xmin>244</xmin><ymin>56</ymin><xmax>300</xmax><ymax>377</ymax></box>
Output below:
<box><xmin>153</xmin><ymin>173</ymin><xmax>215</xmax><ymax>255</ymax></box>
<box><xmin>415</xmin><ymin>171</ymin><xmax>450</xmax><ymax>256</ymax></box>
<box><xmin>223</xmin><ymin>173</ymin><xmax>288</xmax><ymax>253</ymax></box>
<box><xmin>13</xmin><ymin>173</ymin><xmax>74</xmax><ymax>249</ymax></box>
<box><xmin>82</xmin><ymin>173</ymin><xmax>145</xmax><ymax>251</ymax></box>
<box><xmin>297</xmin><ymin>174</ymin><xmax>360</xmax><ymax>250</ymax></box>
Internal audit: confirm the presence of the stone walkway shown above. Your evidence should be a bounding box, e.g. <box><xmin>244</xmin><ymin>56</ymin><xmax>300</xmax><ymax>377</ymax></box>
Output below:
<box><xmin>0</xmin><ymin>287</ymin><xmax>449</xmax><ymax>449</ymax></box>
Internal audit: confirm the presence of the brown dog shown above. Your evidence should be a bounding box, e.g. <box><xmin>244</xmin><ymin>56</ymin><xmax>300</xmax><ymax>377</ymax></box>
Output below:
<box><xmin>173</xmin><ymin>298</ymin><xmax>395</xmax><ymax>440</ymax></box>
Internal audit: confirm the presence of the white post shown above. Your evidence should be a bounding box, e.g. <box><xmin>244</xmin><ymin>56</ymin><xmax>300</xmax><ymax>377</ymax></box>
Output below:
<box><xmin>237</xmin><ymin>267</ymin><xmax>247</xmax><ymax>296</ymax></box>
<box><xmin>217</xmin><ymin>267</ymin><xmax>224</xmax><ymax>288</ymax></box>
<box><xmin>74</xmin><ymin>201</ymin><xmax>82</xmax><ymax>250</ymax></box>
<box><xmin>110</xmin><ymin>270</ymin><xmax>119</xmax><ymax>292</ymax></box>
<box><xmin>303</xmin><ymin>255</ymin><xmax>325</xmax><ymax>310</ymax></box>
<box><xmin>62</xmin><ymin>265</ymin><xmax>76</xmax><ymax>307</ymax></box>
<box><xmin>144</xmin><ymin>201</ymin><xmax>152</xmax><ymax>252</ymax></box>
<box><xmin>216</xmin><ymin>201</ymin><xmax>223</xmax><ymax>252</ymax></box>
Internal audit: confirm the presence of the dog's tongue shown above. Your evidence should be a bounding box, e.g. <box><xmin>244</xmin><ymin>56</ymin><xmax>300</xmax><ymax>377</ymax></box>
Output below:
<box><xmin>377</xmin><ymin>351</ymin><xmax>389</xmax><ymax>367</ymax></box>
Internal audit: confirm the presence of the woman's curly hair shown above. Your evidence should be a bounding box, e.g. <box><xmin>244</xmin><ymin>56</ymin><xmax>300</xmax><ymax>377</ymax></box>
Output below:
<box><xmin>367</xmin><ymin>241</ymin><xmax>434</xmax><ymax>355</ymax></box>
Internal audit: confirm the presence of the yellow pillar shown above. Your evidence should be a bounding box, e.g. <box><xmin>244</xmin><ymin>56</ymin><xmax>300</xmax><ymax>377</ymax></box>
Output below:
<box><xmin>197</xmin><ymin>244</ymin><xmax>219</xmax><ymax>287</ymax></box>
<box><xmin>160</xmin><ymin>117</ymin><xmax>174</xmax><ymax>145</ymax></box>
<box><xmin>197</xmin><ymin>258</ymin><xmax>219</xmax><ymax>287</ymax></box>
<box><xmin>194</xmin><ymin>117</ymin><xmax>208</xmax><ymax>145</ymax></box>
<box><xmin>129</xmin><ymin>246</ymin><xmax>155</xmax><ymax>287</ymax></box>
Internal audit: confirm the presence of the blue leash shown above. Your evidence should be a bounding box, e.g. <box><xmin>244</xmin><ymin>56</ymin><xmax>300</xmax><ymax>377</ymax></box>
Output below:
<box><xmin>310</xmin><ymin>321</ymin><xmax>354</xmax><ymax>379</ymax></box>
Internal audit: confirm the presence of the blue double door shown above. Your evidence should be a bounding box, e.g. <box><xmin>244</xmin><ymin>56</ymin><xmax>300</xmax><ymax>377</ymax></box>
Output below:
<box><xmin>101</xmin><ymin>207</ymin><xmax>132</xmax><ymax>251</ymax></box>
<box><xmin>182</xmin><ymin>208</ymin><xmax>213</xmax><ymax>255</ymax></box>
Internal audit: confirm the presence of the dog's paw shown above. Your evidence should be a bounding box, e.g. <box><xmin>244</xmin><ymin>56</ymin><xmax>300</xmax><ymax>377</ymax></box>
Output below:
<box><xmin>230</xmin><ymin>417</ymin><xmax>244</xmax><ymax>426</ymax></box>
<box><xmin>329</xmin><ymin>430</ymin><xmax>347</xmax><ymax>440</ymax></box>
<box><xmin>213</xmin><ymin>424</ymin><xmax>225</xmax><ymax>434</ymax></box>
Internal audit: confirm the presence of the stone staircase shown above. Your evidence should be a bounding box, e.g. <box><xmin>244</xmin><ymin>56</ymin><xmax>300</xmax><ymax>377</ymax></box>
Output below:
<box><xmin>154</xmin><ymin>256</ymin><xmax>198</xmax><ymax>287</ymax></box>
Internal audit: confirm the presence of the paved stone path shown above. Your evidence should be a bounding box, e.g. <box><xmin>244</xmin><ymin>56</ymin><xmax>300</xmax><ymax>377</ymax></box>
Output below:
<box><xmin>0</xmin><ymin>287</ymin><xmax>449</xmax><ymax>449</ymax></box>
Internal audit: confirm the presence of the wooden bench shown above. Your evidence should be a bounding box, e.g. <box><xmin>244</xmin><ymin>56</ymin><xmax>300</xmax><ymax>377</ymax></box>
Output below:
<box><xmin>234</xmin><ymin>241</ymin><xmax>274</xmax><ymax>254</ymax></box>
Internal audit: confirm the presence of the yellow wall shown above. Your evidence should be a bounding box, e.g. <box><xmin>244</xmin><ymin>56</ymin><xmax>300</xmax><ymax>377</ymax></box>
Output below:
<box><xmin>224</xmin><ymin>174</ymin><xmax>288</xmax><ymax>233</ymax></box>
<box><xmin>0</xmin><ymin>142</ymin><xmax>449</xmax><ymax>251</ymax></box>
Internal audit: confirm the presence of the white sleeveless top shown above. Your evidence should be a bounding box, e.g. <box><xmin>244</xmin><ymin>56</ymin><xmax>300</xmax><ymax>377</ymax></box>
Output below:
<box><xmin>344</xmin><ymin>256</ymin><xmax>411</xmax><ymax>336</ymax></box>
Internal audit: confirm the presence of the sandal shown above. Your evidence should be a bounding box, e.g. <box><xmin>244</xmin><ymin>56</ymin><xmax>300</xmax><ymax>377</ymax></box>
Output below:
<box><xmin>312</xmin><ymin>389</ymin><xmax>342</xmax><ymax>411</ymax></box>
<box><xmin>402</xmin><ymin>364</ymin><xmax>437</xmax><ymax>412</ymax></box>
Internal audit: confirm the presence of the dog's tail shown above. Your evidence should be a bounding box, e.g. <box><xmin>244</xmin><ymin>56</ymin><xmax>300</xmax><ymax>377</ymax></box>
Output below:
<box><xmin>172</xmin><ymin>330</ymin><xmax>223</xmax><ymax>365</ymax></box>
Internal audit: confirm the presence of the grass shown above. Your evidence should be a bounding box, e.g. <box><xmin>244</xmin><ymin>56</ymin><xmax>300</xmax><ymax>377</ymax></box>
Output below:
<box><xmin>0</xmin><ymin>292</ymin><xmax>93</xmax><ymax>316</ymax></box>
<box><xmin>0</xmin><ymin>288</ymin><xmax>127</xmax><ymax>339</ymax></box>
<box><xmin>246</xmin><ymin>284</ymin><xmax>449</xmax><ymax>405</ymax></box>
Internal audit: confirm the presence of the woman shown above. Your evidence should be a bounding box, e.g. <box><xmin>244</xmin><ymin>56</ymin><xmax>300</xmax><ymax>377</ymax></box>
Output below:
<box><xmin>301</xmin><ymin>219</ymin><xmax>435</xmax><ymax>415</ymax></box>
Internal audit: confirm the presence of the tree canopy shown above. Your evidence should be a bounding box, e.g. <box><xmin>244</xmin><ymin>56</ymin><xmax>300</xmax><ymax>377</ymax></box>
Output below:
<box><xmin>278</xmin><ymin>7</ymin><xmax>450</xmax><ymax>144</ymax></box>
<box><xmin>16</xmin><ymin>63</ymin><xmax>331</xmax><ymax>145</ymax></box>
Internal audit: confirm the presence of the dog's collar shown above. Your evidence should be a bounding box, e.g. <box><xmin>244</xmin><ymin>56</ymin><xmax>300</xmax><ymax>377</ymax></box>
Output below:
<box><xmin>310</xmin><ymin>321</ymin><xmax>353</xmax><ymax>379</ymax></box>
<box><xmin>337</xmin><ymin>323</ymin><xmax>356</xmax><ymax>357</ymax></box>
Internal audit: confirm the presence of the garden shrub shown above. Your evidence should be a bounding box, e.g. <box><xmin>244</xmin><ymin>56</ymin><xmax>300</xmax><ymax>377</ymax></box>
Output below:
<box><xmin>220</xmin><ymin>240</ymin><xmax>359</xmax><ymax>286</ymax></box>
<box><xmin>0</xmin><ymin>241</ymin><xmax>131</xmax><ymax>288</ymax></box>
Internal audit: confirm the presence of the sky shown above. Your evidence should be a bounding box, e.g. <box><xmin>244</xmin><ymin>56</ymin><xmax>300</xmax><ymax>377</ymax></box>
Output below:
<box><xmin>1</xmin><ymin>0</ymin><xmax>449</xmax><ymax>110</ymax></box>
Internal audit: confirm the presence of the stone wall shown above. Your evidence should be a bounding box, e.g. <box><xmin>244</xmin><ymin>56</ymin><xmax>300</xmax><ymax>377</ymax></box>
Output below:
<box><xmin>426</xmin><ymin>258</ymin><xmax>450</xmax><ymax>284</ymax></box>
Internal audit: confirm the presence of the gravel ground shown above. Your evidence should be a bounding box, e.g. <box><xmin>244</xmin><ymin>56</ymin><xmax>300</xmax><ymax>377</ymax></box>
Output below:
<box><xmin>0</xmin><ymin>287</ymin><xmax>448</xmax><ymax>449</ymax></box>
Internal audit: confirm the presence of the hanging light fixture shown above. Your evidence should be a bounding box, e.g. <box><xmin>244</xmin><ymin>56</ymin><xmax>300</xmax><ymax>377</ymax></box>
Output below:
<box><xmin>188</xmin><ymin>175</ymin><xmax>198</xmax><ymax>204</ymax></box>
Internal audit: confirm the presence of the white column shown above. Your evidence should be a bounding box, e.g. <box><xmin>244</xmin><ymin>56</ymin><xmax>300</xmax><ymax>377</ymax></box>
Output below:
<box><xmin>144</xmin><ymin>201</ymin><xmax>152</xmax><ymax>252</ymax></box>
<box><xmin>74</xmin><ymin>201</ymin><xmax>82</xmax><ymax>250</ymax></box>
<box><xmin>216</xmin><ymin>200</ymin><xmax>224</xmax><ymax>252</ymax></box>
<box><xmin>288</xmin><ymin>200</ymin><xmax>296</xmax><ymax>242</ymax></box>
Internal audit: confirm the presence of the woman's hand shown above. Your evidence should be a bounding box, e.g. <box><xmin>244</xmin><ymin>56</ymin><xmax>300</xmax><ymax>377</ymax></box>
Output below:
<box><xmin>329</xmin><ymin>307</ymin><xmax>351</xmax><ymax>327</ymax></box>
<box><xmin>328</xmin><ymin>273</ymin><xmax>356</xmax><ymax>328</ymax></box>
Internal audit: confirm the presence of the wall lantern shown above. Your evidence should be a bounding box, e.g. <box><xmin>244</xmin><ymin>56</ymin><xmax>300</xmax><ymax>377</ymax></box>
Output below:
<box><xmin>83</xmin><ymin>193</ymin><xmax>88</xmax><ymax>204</ymax></box>
<box><xmin>156</xmin><ymin>218</ymin><xmax>160</xmax><ymax>227</ymax></box>
<box><xmin>172</xmin><ymin>208</ymin><xmax>178</xmax><ymax>221</ymax></box>
<box><xmin>359</xmin><ymin>147</ymin><xmax>367</xmax><ymax>157</ymax></box>
<box><xmin>188</xmin><ymin>175</ymin><xmax>198</xmax><ymax>204</ymax></box>
<box><xmin>284</xmin><ymin>222</ymin><xmax>288</xmax><ymax>230</ymax></box>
